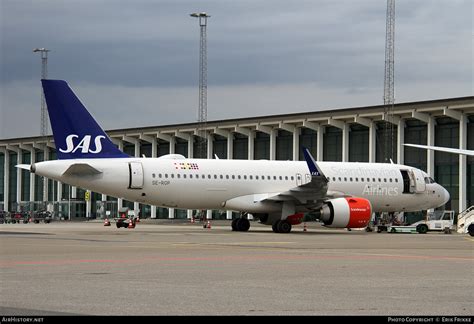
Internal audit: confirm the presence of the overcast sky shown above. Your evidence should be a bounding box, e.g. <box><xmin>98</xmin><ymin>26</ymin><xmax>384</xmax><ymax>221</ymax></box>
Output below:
<box><xmin>0</xmin><ymin>0</ymin><xmax>472</xmax><ymax>139</ymax></box>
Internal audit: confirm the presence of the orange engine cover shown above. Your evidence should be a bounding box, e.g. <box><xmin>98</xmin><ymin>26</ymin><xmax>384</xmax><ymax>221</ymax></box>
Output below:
<box><xmin>320</xmin><ymin>197</ymin><xmax>372</xmax><ymax>228</ymax></box>
<box><xmin>345</xmin><ymin>198</ymin><xmax>372</xmax><ymax>228</ymax></box>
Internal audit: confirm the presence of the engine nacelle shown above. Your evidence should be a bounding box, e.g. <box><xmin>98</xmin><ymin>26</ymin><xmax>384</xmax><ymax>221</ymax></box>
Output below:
<box><xmin>319</xmin><ymin>197</ymin><xmax>372</xmax><ymax>228</ymax></box>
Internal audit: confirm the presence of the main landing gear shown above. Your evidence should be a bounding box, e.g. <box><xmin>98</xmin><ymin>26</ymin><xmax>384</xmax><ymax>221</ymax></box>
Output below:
<box><xmin>272</xmin><ymin>220</ymin><xmax>292</xmax><ymax>233</ymax></box>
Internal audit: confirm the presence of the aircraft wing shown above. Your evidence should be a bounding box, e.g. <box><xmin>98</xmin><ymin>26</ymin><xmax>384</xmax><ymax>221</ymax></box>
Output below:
<box><xmin>404</xmin><ymin>144</ymin><xmax>474</xmax><ymax>156</ymax></box>
<box><xmin>258</xmin><ymin>148</ymin><xmax>331</xmax><ymax>205</ymax></box>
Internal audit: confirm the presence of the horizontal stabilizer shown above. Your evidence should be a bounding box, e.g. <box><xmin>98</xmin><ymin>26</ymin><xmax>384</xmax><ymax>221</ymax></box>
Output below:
<box><xmin>15</xmin><ymin>164</ymin><xmax>31</xmax><ymax>171</ymax></box>
<box><xmin>62</xmin><ymin>163</ymin><xmax>102</xmax><ymax>176</ymax></box>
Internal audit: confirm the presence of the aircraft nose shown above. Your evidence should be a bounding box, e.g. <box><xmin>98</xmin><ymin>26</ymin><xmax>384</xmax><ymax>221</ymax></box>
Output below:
<box><xmin>442</xmin><ymin>187</ymin><xmax>450</xmax><ymax>205</ymax></box>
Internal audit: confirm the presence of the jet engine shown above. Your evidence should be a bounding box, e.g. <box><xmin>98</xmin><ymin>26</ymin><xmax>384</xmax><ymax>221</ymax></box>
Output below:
<box><xmin>319</xmin><ymin>197</ymin><xmax>372</xmax><ymax>228</ymax></box>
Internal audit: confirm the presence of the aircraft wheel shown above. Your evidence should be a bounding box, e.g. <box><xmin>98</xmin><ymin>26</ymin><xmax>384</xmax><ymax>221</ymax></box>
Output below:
<box><xmin>272</xmin><ymin>220</ymin><xmax>281</xmax><ymax>233</ymax></box>
<box><xmin>231</xmin><ymin>218</ymin><xmax>239</xmax><ymax>231</ymax></box>
<box><xmin>277</xmin><ymin>220</ymin><xmax>292</xmax><ymax>233</ymax></box>
<box><xmin>237</xmin><ymin>218</ymin><xmax>250</xmax><ymax>232</ymax></box>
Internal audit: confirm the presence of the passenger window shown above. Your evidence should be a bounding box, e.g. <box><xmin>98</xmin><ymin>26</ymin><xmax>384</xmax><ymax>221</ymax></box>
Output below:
<box><xmin>355</xmin><ymin>177</ymin><xmax>358</xmax><ymax>182</ymax></box>
<box><xmin>243</xmin><ymin>175</ymin><xmax>247</xmax><ymax>180</ymax></box>
<box><xmin>285</xmin><ymin>176</ymin><xmax>288</xmax><ymax>180</ymax></box>
<box><xmin>279</xmin><ymin>176</ymin><xmax>282</xmax><ymax>180</ymax></box>
<box><xmin>361</xmin><ymin>178</ymin><xmax>364</xmax><ymax>182</ymax></box>
<box><xmin>395</xmin><ymin>178</ymin><xmax>398</xmax><ymax>183</ymax></box>
<box><xmin>232</xmin><ymin>175</ymin><xmax>235</xmax><ymax>179</ymax></box>
<box><xmin>383</xmin><ymin>178</ymin><xmax>386</xmax><ymax>182</ymax></box>
<box><xmin>249</xmin><ymin>175</ymin><xmax>253</xmax><ymax>180</ymax></box>
<box><xmin>177</xmin><ymin>174</ymin><xmax>180</xmax><ymax>179</ymax></box>
<box><xmin>273</xmin><ymin>176</ymin><xmax>277</xmax><ymax>180</ymax></box>
<box><xmin>189</xmin><ymin>174</ymin><xmax>193</xmax><ymax>179</ymax></box>
<box><xmin>165</xmin><ymin>174</ymin><xmax>168</xmax><ymax>178</ymax></box>
<box><xmin>171</xmin><ymin>174</ymin><xmax>174</xmax><ymax>178</ymax></box>
<box><xmin>238</xmin><ymin>175</ymin><xmax>241</xmax><ymax>180</ymax></box>
<box><xmin>349</xmin><ymin>177</ymin><xmax>353</xmax><ymax>182</ymax></box>
<box><xmin>344</xmin><ymin>177</ymin><xmax>347</xmax><ymax>182</ymax></box>
<box><xmin>267</xmin><ymin>176</ymin><xmax>271</xmax><ymax>180</ymax></box>
<box><xmin>158</xmin><ymin>174</ymin><xmax>162</xmax><ymax>178</ymax></box>
<box><xmin>373</xmin><ymin>178</ymin><xmax>376</xmax><ymax>182</ymax></box>
<box><xmin>389</xmin><ymin>178</ymin><xmax>392</xmax><ymax>182</ymax></box>
<box><xmin>214</xmin><ymin>175</ymin><xmax>217</xmax><ymax>179</ymax></box>
<box><xmin>152</xmin><ymin>173</ymin><xmax>156</xmax><ymax>178</ymax></box>
<box><xmin>183</xmin><ymin>174</ymin><xmax>187</xmax><ymax>179</ymax></box>
<box><xmin>291</xmin><ymin>176</ymin><xmax>294</xmax><ymax>181</ymax></box>
<box><xmin>220</xmin><ymin>175</ymin><xmax>223</xmax><ymax>179</ymax></box>
<box><xmin>367</xmin><ymin>178</ymin><xmax>370</xmax><ymax>182</ymax></box>
<box><xmin>338</xmin><ymin>177</ymin><xmax>342</xmax><ymax>181</ymax></box>
<box><xmin>256</xmin><ymin>176</ymin><xmax>259</xmax><ymax>180</ymax></box>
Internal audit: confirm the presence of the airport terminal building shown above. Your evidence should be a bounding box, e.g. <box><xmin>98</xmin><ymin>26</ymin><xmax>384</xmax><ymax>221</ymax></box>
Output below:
<box><xmin>0</xmin><ymin>96</ymin><xmax>473</xmax><ymax>220</ymax></box>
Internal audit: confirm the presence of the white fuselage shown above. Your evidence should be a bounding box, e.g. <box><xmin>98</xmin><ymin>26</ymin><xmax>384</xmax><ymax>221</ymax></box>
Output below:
<box><xmin>31</xmin><ymin>157</ymin><xmax>449</xmax><ymax>214</ymax></box>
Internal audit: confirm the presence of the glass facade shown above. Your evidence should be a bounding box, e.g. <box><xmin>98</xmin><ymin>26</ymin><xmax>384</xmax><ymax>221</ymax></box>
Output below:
<box><xmin>323</xmin><ymin>126</ymin><xmax>342</xmax><ymax>161</ymax></box>
<box><xmin>276</xmin><ymin>130</ymin><xmax>292</xmax><ymax>161</ymax></box>
<box><xmin>435</xmin><ymin>117</ymin><xmax>459</xmax><ymax>212</ymax></box>
<box><xmin>233</xmin><ymin>133</ymin><xmax>248</xmax><ymax>160</ymax></box>
<box><xmin>299</xmin><ymin>128</ymin><xmax>317</xmax><ymax>161</ymax></box>
<box><xmin>213</xmin><ymin>135</ymin><xmax>227</xmax><ymax>159</ymax></box>
<box><xmin>349</xmin><ymin>124</ymin><xmax>369</xmax><ymax>162</ymax></box>
<box><xmin>376</xmin><ymin>121</ymin><xmax>398</xmax><ymax>163</ymax></box>
<box><xmin>254</xmin><ymin>132</ymin><xmax>269</xmax><ymax>160</ymax></box>
<box><xmin>404</xmin><ymin>119</ymin><xmax>427</xmax><ymax>172</ymax></box>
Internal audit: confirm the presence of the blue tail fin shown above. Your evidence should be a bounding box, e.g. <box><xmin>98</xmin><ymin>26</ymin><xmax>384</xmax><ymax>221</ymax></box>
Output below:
<box><xmin>42</xmin><ymin>79</ymin><xmax>129</xmax><ymax>159</ymax></box>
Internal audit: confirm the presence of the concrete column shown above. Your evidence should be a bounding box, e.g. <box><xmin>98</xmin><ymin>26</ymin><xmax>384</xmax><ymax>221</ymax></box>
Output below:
<box><xmin>226</xmin><ymin>210</ymin><xmax>233</xmax><ymax>220</ymax></box>
<box><xmin>459</xmin><ymin>113</ymin><xmax>467</xmax><ymax>212</ymax></box>
<box><xmin>227</xmin><ymin>133</ymin><xmax>233</xmax><ymax>159</ymax></box>
<box><xmin>16</xmin><ymin>150</ymin><xmax>22</xmax><ymax>208</ymax></box>
<box><xmin>43</xmin><ymin>147</ymin><xmax>49</xmax><ymax>202</ymax></box>
<box><xmin>29</xmin><ymin>149</ymin><xmax>35</xmax><ymax>202</ymax></box>
<box><xmin>342</xmin><ymin>124</ymin><xmax>349</xmax><ymax>162</ymax></box>
<box><xmin>151</xmin><ymin>136</ymin><xmax>157</xmax><ymax>219</ymax></box>
<box><xmin>187</xmin><ymin>210</ymin><xmax>193</xmax><ymax>219</ymax></box>
<box><xmin>2</xmin><ymin>149</ymin><xmax>9</xmax><ymax>211</ymax></box>
<box><xmin>71</xmin><ymin>186</ymin><xmax>77</xmax><ymax>199</ymax></box>
<box><xmin>133</xmin><ymin>140</ymin><xmax>140</xmax><ymax>215</ymax></box>
<box><xmin>188</xmin><ymin>137</ymin><xmax>194</xmax><ymax>158</ymax></box>
<box><xmin>292</xmin><ymin>128</ymin><xmax>300</xmax><ymax>161</ymax></box>
<box><xmin>269</xmin><ymin>129</ymin><xmax>276</xmax><ymax>161</ymax></box>
<box><xmin>397</xmin><ymin>119</ymin><xmax>405</xmax><ymax>165</ymax></box>
<box><xmin>427</xmin><ymin>117</ymin><xmax>435</xmax><ymax>177</ymax></box>
<box><xmin>57</xmin><ymin>181</ymin><xmax>62</xmax><ymax>203</ymax></box>
<box><xmin>169</xmin><ymin>136</ymin><xmax>175</xmax><ymax>154</ymax></box>
<box><xmin>206</xmin><ymin>210</ymin><xmax>212</xmax><ymax>220</ymax></box>
<box><xmin>316</xmin><ymin>126</ymin><xmax>324</xmax><ymax>161</ymax></box>
<box><xmin>248</xmin><ymin>131</ymin><xmax>255</xmax><ymax>160</ymax></box>
<box><xmin>168</xmin><ymin>136</ymin><xmax>175</xmax><ymax>218</ymax></box>
<box><xmin>207</xmin><ymin>134</ymin><xmax>214</xmax><ymax>159</ymax></box>
<box><xmin>86</xmin><ymin>190</ymin><xmax>91</xmax><ymax>219</ymax></box>
<box><xmin>116</xmin><ymin>139</ymin><xmax>123</xmax><ymax>210</ymax></box>
<box><xmin>369</xmin><ymin>122</ymin><xmax>376</xmax><ymax>163</ymax></box>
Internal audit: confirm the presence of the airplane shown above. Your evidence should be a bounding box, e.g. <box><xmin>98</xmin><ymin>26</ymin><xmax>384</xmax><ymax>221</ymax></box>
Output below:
<box><xmin>17</xmin><ymin>79</ymin><xmax>450</xmax><ymax>233</ymax></box>
<box><xmin>404</xmin><ymin>144</ymin><xmax>474</xmax><ymax>156</ymax></box>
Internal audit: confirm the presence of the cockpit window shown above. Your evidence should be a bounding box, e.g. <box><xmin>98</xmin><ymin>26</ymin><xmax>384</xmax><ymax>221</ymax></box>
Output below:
<box><xmin>424</xmin><ymin>177</ymin><xmax>436</xmax><ymax>184</ymax></box>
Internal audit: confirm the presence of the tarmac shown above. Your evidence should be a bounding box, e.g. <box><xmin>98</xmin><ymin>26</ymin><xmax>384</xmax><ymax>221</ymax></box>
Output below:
<box><xmin>0</xmin><ymin>220</ymin><xmax>472</xmax><ymax>316</ymax></box>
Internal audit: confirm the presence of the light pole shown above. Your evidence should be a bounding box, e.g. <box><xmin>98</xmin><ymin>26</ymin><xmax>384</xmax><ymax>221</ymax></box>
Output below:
<box><xmin>33</xmin><ymin>48</ymin><xmax>50</xmax><ymax>137</ymax></box>
<box><xmin>190</xmin><ymin>12</ymin><xmax>210</xmax><ymax>159</ymax></box>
